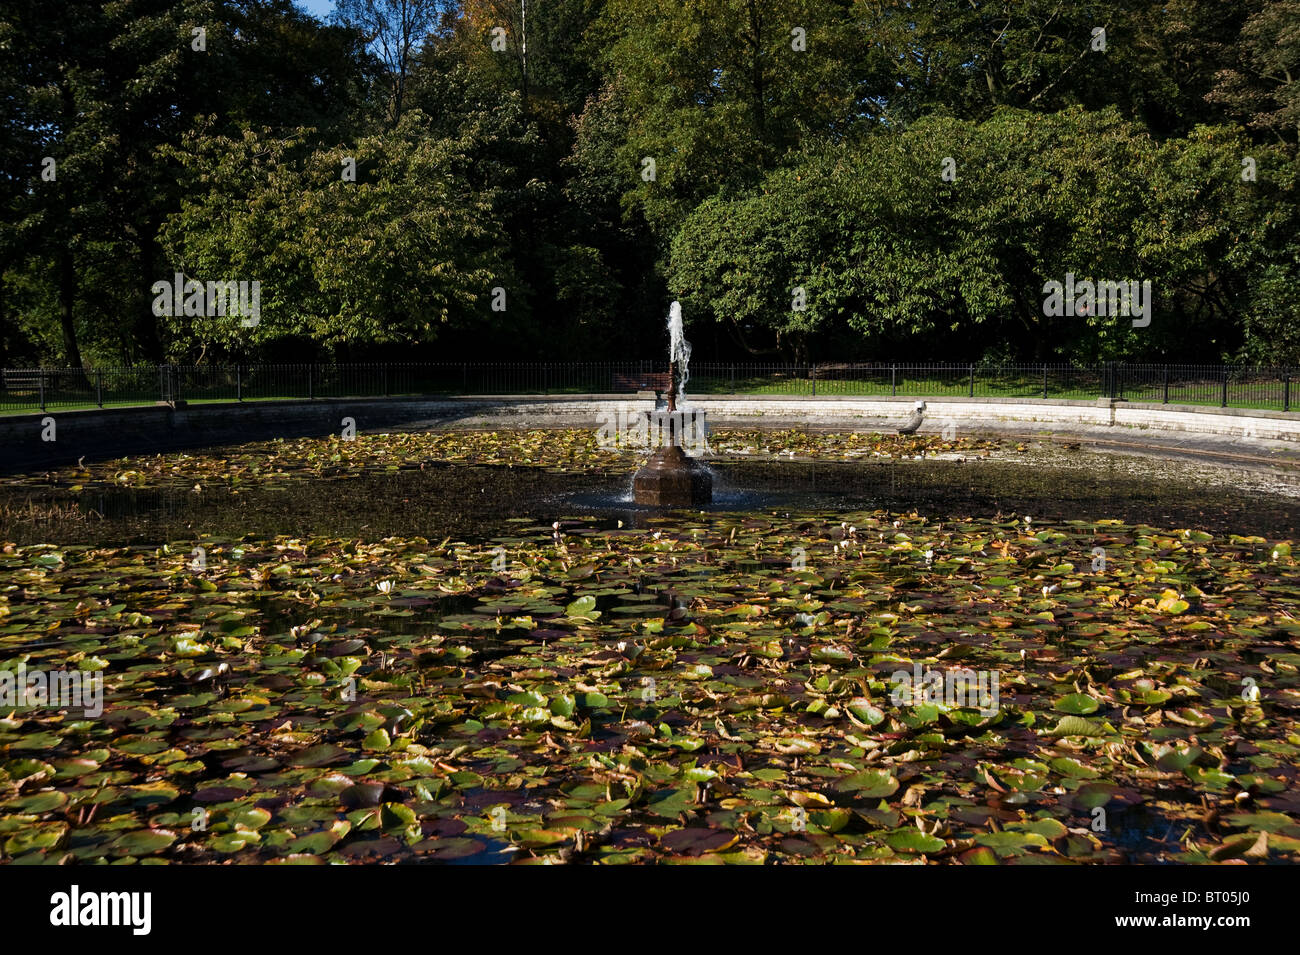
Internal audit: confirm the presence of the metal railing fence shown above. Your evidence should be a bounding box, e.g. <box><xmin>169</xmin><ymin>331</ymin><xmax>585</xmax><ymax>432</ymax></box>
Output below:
<box><xmin>1</xmin><ymin>362</ymin><xmax>1293</xmax><ymax>414</ymax></box>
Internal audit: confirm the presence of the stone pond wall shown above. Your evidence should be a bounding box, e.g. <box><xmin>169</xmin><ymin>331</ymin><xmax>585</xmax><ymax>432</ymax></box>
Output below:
<box><xmin>2</xmin><ymin>395</ymin><xmax>1297</xmax><ymax>473</ymax></box>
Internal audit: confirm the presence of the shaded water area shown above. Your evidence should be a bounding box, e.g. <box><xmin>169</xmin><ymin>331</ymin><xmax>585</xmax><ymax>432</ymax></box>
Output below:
<box><xmin>3</xmin><ymin>452</ymin><xmax>1299</xmax><ymax>546</ymax></box>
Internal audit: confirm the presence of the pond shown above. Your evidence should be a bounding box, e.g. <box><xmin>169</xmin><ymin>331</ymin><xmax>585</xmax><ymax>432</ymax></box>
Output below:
<box><xmin>5</xmin><ymin>442</ymin><xmax>1298</xmax><ymax>545</ymax></box>
<box><xmin>1</xmin><ymin>429</ymin><xmax>1298</xmax><ymax>864</ymax></box>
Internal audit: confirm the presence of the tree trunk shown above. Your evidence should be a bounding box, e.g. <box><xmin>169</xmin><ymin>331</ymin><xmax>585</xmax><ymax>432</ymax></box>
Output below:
<box><xmin>58</xmin><ymin>246</ymin><xmax>83</xmax><ymax>369</ymax></box>
<box><xmin>135</xmin><ymin>227</ymin><xmax>164</xmax><ymax>362</ymax></box>
<box><xmin>747</xmin><ymin>0</ymin><xmax>766</xmax><ymax>154</ymax></box>
<box><xmin>57</xmin><ymin>74</ymin><xmax>84</xmax><ymax>370</ymax></box>
<box><xmin>792</xmin><ymin>334</ymin><xmax>809</xmax><ymax>367</ymax></box>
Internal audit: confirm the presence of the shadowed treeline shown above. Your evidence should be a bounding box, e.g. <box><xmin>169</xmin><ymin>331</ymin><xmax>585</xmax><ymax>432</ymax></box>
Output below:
<box><xmin>2</xmin><ymin>0</ymin><xmax>1297</xmax><ymax>368</ymax></box>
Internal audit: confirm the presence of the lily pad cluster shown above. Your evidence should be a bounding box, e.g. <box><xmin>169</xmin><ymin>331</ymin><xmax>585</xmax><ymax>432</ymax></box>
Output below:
<box><xmin>711</xmin><ymin>429</ymin><xmax>1002</xmax><ymax>460</ymax></box>
<box><xmin>1</xmin><ymin>429</ymin><xmax>1002</xmax><ymax>493</ymax></box>
<box><xmin>2</xmin><ymin>508</ymin><xmax>1298</xmax><ymax>864</ymax></box>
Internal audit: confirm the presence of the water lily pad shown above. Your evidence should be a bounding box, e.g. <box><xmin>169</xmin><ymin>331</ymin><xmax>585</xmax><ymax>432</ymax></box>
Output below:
<box><xmin>1043</xmin><ymin>715</ymin><xmax>1115</xmax><ymax>738</ymax></box>
<box><xmin>113</xmin><ymin>829</ymin><xmax>177</xmax><ymax>856</ymax></box>
<box><xmin>885</xmin><ymin>829</ymin><xmax>945</xmax><ymax>854</ymax></box>
<box><xmin>6</xmin><ymin>791</ymin><xmax>67</xmax><ymax>813</ymax></box>
<box><xmin>1054</xmin><ymin>693</ymin><xmax>1100</xmax><ymax>715</ymax></box>
<box><xmin>290</xmin><ymin>744</ymin><xmax>350</xmax><ymax>768</ymax></box>
<box><xmin>836</xmin><ymin>770</ymin><xmax>899</xmax><ymax>798</ymax></box>
<box><xmin>660</xmin><ymin>828</ymin><xmax>738</xmax><ymax>855</ymax></box>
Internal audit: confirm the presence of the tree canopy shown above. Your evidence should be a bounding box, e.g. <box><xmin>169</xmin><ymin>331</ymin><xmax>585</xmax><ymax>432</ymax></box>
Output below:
<box><xmin>2</xmin><ymin>0</ymin><xmax>1297</xmax><ymax>366</ymax></box>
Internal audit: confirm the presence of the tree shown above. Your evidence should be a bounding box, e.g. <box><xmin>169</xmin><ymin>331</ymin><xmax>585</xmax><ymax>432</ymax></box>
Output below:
<box><xmin>407</xmin><ymin>13</ymin><xmax>661</xmax><ymax>359</ymax></box>
<box><xmin>580</xmin><ymin>0</ymin><xmax>878</xmax><ymax>238</ymax></box>
<box><xmin>669</xmin><ymin>108</ymin><xmax>1264</xmax><ymax>362</ymax></box>
<box><xmin>158</xmin><ymin>113</ymin><xmax>516</xmax><ymax>359</ymax></box>
<box><xmin>1219</xmin><ymin>145</ymin><xmax>1300</xmax><ymax>363</ymax></box>
<box><xmin>334</xmin><ymin>0</ymin><xmax>452</xmax><ymax>124</ymax></box>
<box><xmin>0</xmin><ymin>0</ymin><xmax>380</xmax><ymax>365</ymax></box>
<box><xmin>220</xmin><ymin>0</ymin><xmax>379</xmax><ymax>139</ymax></box>
<box><xmin>0</xmin><ymin>0</ymin><xmax>249</xmax><ymax>367</ymax></box>
<box><xmin>1208</xmin><ymin>0</ymin><xmax>1300</xmax><ymax>143</ymax></box>
<box><xmin>2</xmin><ymin>0</ymin><xmax>1297</xmax><ymax>367</ymax></box>
<box><xmin>454</xmin><ymin>0</ymin><xmax>606</xmax><ymax>136</ymax></box>
<box><xmin>855</xmin><ymin>0</ymin><xmax>1125</xmax><ymax>120</ymax></box>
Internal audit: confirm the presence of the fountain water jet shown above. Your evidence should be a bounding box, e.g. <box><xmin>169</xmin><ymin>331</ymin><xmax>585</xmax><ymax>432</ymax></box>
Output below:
<box><xmin>667</xmin><ymin>301</ymin><xmax>691</xmax><ymax>398</ymax></box>
<box><xmin>632</xmin><ymin>302</ymin><xmax>713</xmax><ymax>507</ymax></box>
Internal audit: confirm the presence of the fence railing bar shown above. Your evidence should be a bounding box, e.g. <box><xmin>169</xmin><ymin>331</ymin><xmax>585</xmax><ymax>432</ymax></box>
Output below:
<box><xmin>0</xmin><ymin>364</ymin><xmax>1295</xmax><ymax>413</ymax></box>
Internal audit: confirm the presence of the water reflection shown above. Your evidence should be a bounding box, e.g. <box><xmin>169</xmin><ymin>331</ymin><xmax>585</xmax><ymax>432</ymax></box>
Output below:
<box><xmin>2</xmin><ymin>455</ymin><xmax>1297</xmax><ymax>547</ymax></box>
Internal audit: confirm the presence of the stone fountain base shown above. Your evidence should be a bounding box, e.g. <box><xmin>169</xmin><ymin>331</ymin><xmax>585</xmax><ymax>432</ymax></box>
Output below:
<box><xmin>632</xmin><ymin>444</ymin><xmax>712</xmax><ymax>507</ymax></box>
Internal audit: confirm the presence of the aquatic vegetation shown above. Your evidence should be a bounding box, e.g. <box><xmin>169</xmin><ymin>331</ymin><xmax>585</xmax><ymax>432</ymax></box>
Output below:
<box><xmin>1</xmin><ymin>429</ymin><xmax>1003</xmax><ymax>493</ymax></box>
<box><xmin>2</xmin><ymin>506</ymin><xmax>1297</xmax><ymax>864</ymax></box>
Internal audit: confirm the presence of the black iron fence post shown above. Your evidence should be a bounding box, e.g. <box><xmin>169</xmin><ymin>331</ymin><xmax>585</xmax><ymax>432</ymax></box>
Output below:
<box><xmin>891</xmin><ymin>364</ymin><xmax>897</xmax><ymax>397</ymax></box>
<box><xmin>236</xmin><ymin>365</ymin><xmax>242</xmax><ymax>401</ymax></box>
<box><xmin>730</xmin><ymin>364</ymin><xmax>736</xmax><ymax>394</ymax></box>
<box><xmin>969</xmin><ymin>364</ymin><xmax>975</xmax><ymax>398</ymax></box>
<box><xmin>308</xmin><ymin>363</ymin><xmax>314</xmax><ymax>400</ymax></box>
<box><xmin>39</xmin><ymin>369</ymin><xmax>45</xmax><ymax>412</ymax></box>
<box><xmin>1221</xmin><ymin>366</ymin><xmax>1229</xmax><ymax>408</ymax></box>
<box><xmin>95</xmin><ymin>369</ymin><xmax>103</xmax><ymax>408</ymax></box>
<box><xmin>1042</xmin><ymin>363</ymin><xmax>1048</xmax><ymax>399</ymax></box>
<box><xmin>811</xmin><ymin>364</ymin><xmax>816</xmax><ymax>397</ymax></box>
<box><xmin>1163</xmin><ymin>364</ymin><xmax>1170</xmax><ymax>404</ymax></box>
<box><xmin>1285</xmin><ymin>368</ymin><xmax>1291</xmax><ymax>413</ymax></box>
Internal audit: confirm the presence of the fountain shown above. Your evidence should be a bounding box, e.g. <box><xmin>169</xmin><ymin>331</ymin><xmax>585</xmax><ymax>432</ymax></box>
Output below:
<box><xmin>632</xmin><ymin>303</ymin><xmax>713</xmax><ymax>507</ymax></box>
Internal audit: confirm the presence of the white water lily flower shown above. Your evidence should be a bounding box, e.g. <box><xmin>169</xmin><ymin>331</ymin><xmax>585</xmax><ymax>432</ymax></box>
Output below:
<box><xmin>377</xmin><ymin>580</ymin><xmax>395</xmax><ymax>594</ymax></box>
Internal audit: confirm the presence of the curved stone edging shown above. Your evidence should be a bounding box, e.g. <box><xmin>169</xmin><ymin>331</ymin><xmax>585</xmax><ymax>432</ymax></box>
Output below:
<box><xmin>1</xmin><ymin>394</ymin><xmax>1297</xmax><ymax>474</ymax></box>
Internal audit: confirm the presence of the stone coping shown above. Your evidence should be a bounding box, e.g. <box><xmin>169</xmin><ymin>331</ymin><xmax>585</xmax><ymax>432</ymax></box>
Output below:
<box><xmin>2</xmin><ymin>393</ymin><xmax>1297</xmax><ymax>474</ymax></box>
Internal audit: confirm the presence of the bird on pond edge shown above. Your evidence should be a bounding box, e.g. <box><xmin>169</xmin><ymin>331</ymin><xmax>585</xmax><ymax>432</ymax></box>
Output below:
<box><xmin>898</xmin><ymin>400</ymin><xmax>927</xmax><ymax>435</ymax></box>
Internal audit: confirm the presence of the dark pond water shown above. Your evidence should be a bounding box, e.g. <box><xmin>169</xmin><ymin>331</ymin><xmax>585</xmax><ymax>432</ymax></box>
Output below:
<box><xmin>2</xmin><ymin>450</ymin><xmax>1296</xmax><ymax>866</ymax></box>
<box><xmin>2</xmin><ymin>454</ymin><xmax>1297</xmax><ymax>546</ymax></box>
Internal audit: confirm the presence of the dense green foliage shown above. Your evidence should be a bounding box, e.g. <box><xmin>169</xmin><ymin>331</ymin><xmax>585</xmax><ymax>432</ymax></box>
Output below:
<box><xmin>2</xmin><ymin>0</ymin><xmax>1298</xmax><ymax>365</ymax></box>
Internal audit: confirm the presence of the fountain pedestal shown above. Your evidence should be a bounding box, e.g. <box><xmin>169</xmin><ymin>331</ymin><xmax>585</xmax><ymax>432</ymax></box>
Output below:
<box><xmin>631</xmin><ymin>306</ymin><xmax>712</xmax><ymax>507</ymax></box>
<box><xmin>632</xmin><ymin>443</ymin><xmax>712</xmax><ymax>507</ymax></box>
